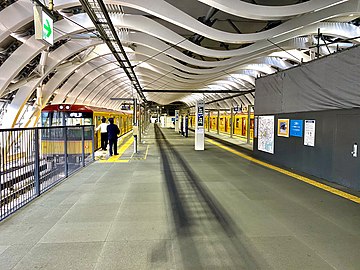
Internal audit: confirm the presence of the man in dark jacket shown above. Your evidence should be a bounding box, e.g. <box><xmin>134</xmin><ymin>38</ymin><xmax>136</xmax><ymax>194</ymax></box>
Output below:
<box><xmin>107</xmin><ymin>118</ymin><xmax>120</xmax><ymax>156</ymax></box>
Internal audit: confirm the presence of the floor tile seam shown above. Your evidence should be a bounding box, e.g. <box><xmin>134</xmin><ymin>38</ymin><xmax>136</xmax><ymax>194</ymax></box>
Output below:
<box><xmin>289</xmin><ymin>233</ymin><xmax>339</xmax><ymax>269</ymax></box>
<box><xmin>103</xmin><ymin>179</ymin><xmax>129</xmax><ymax>243</ymax></box>
<box><xmin>9</xmin><ymin>241</ymin><xmax>41</xmax><ymax>270</ymax></box>
<box><xmin>33</xmin><ymin>168</ymin><xmax>111</xmax><ymax>237</ymax></box>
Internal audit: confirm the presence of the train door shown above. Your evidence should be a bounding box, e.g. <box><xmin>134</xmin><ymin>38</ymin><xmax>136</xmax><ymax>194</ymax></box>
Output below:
<box><xmin>250</xmin><ymin>118</ymin><xmax>254</xmax><ymax>138</ymax></box>
<box><xmin>219</xmin><ymin>117</ymin><xmax>224</xmax><ymax>132</ymax></box>
<box><xmin>224</xmin><ymin>117</ymin><xmax>228</xmax><ymax>132</ymax></box>
<box><xmin>234</xmin><ymin>116</ymin><xmax>240</xmax><ymax>135</ymax></box>
<box><xmin>241</xmin><ymin>117</ymin><xmax>246</xmax><ymax>136</ymax></box>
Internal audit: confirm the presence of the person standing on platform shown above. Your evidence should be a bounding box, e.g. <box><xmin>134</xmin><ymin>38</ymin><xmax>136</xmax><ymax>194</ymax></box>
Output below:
<box><xmin>107</xmin><ymin>118</ymin><xmax>120</xmax><ymax>156</ymax></box>
<box><xmin>96</xmin><ymin>117</ymin><xmax>108</xmax><ymax>151</ymax></box>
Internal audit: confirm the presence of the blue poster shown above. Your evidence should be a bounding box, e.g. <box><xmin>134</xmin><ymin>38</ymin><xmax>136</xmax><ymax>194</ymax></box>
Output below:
<box><xmin>290</xmin><ymin>120</ymin><xmax>303</xmax><ymax>137</ymax></box>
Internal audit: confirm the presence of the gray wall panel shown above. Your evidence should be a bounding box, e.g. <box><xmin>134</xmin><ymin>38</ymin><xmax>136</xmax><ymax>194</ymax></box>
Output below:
<box><xmin>255</xmin><ymin>45</ymin><xmax>360</xmax><ymax>115</ymax></box>
<box><xmin>254</xmin><ymin>109</ymin><xmax>360</xmax><ymax>191</ymax></box>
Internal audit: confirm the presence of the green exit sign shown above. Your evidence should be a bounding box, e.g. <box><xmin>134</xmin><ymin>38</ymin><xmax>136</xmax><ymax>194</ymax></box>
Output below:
<box><xmin>34</xmin><ymin>5</ymin><xmax>54</xmax><ymax>45</ymax></box>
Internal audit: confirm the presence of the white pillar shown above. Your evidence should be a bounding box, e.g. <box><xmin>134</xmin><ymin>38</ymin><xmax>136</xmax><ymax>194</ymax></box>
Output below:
<box><xmin>175</xmin><ymin>110</ymin><xmax>179</xmax><ymax>132</ymax></box>
<box><xmin>195</xmin><ymin>101</ymin><xmax>205</xmax><ymax>150</ymax></box>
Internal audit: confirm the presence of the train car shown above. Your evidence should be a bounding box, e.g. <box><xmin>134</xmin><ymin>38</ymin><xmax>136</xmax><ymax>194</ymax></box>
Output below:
<box><xmin>190</xmin><ymin>111</ymin><xmax>254</xmax><ymax>139</ymax></box>
<box><xmin>41</xmin><ymin>104</ymin><xmax>132</xmax><ymax>158</ymax></box>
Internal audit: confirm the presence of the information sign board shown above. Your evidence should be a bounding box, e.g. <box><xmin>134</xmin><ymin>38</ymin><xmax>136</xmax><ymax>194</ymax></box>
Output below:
<box><xmin>304</xmin><ymin>120</ymin><xmax>316</xmax><ymax>147</ymax></box>
<box><xmin>34</xmin><ymin>6</ymin><xmax>54</xmax><ymax>45</ymax></box>
<box><xmin>290</xmin><ymin>120</ymin><xmax>303</xmax><ymax>137</ymax></box>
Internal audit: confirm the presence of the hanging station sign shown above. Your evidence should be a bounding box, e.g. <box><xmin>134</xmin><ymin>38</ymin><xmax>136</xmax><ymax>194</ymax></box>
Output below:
<box><xmin>34</xmin><ymin>6</ymin><xmax>54</xmax><ymax>45</ymax></box>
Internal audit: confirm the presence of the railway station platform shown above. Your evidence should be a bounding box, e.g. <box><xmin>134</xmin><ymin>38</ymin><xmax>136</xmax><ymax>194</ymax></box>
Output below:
<box><xmin>0</xmin><ymin>124</ymin><xmax>359</xmax><ymax>269</ymax></box>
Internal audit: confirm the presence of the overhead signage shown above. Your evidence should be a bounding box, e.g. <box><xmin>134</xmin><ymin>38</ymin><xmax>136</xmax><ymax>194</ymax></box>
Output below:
<box><xmin>290</xmin><ymin>119</ymin><xmax>303</xmax><ymax>137</ymax></box>
<box><xmin>34</xmin><ymin>6</ymin><xmax>54</xmax><ymax>45</ymax></box>
<box><xmin>121</xmin><ymin>105</ymin><xmax>130</xmax><ymax>110</ymax></box>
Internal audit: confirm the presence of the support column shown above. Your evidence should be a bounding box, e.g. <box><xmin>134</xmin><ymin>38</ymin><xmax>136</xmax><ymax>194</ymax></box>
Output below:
<box><xmin>247</xmin><ymin>105</ymin><xmax>251</xmax><ymax>144</ymax></box>
<box><xmin>175</xmin><ymin>110</ymin><xmax>179</xmax><ymax>132</ymax></box>
<box><xmin>195</xmin><ymin>101</ymin><xmax>205</xmax><ymax>150</ymax></box>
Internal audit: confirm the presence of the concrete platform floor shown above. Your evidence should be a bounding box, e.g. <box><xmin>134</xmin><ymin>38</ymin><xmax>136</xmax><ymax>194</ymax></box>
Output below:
<box><xmin>0</xmin><ymin>124</ymin><xmax>359</xmax><ymax>269</ymax></box>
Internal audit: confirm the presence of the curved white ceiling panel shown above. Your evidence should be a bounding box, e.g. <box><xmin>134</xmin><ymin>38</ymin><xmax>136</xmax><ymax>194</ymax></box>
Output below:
<box><xmin>0</xmin><ymin>0</ymin><xmax>360</xmax><ymax>116</ymax></box>
<box><xmin>196</xmin><ymin>0</ymin><xmax>346</xmax><ymax>20</ymax></box>
<box><xmin>110</xmin><ymin>0</ymin><xmax>358</xmax><ymax>44</ymax></box>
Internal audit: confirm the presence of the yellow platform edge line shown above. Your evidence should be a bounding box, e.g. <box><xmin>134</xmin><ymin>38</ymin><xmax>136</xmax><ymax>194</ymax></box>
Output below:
<box><xmin>144</xmin><ymin>145</ymin><xmax>150</xmax><ymax>160</ymax></box>
<box><xmin>118</xmin><ymin>136</ymin><xmax>134</xmax><ymax>156</ymax></box>
<box><xmin>206</xmin><ymin>139</ymin><xmax>360</xmax><ymax>204</ymax></box>
<box><xmin>98</xmin><ymin>160</ymin><xmax>129</xmax><ymax>163</ymax></box>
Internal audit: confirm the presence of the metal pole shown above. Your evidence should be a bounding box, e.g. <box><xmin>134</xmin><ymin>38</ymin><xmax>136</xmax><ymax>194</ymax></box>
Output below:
<box><xmin>81</xmin><ymin>126</ymin><xmax>85</xmax><ymax>167</ymax></box>
<box><xmin>64</xmin><ymin>126</ymin><xmax>68</xmax><ymax>177</ymax></box>
<box><xmin>133</xmin><ymin>99</ymin><xmax>137</xmax><ymax>153</ymax></box>
<box><xmin>217</xmin><ymin>110</ymin><xmax>220</xmax><ymax>135</ymax></box>
<box><xmin>230</xmin><ymin>108</ymin><xmax>234</xmax><ymax>138</ymax></box>
<box><xmin>91</xmin><ymin>125</ymin><xmax>95</xmax><ymax>161</ymax></box>
<box><xmin>247</xmin><ymin>105</ymin><xmax>251</xmax><ymax>144</ymax></box>
<box><xmin>34</xmin><ymin>129</ymin><xmax>41</xmax><ymax>196</ymax></box>
<box><xmin>208</xmin><ymin>110</ymin><xmax>210</xmax><ymax>132</ymax></box>
<box><xmin>317</xmin><ymin>28</ymin><xmax>320</xmax><ymax>59</ymax></box>
<box><xmin>138</xmin><ymin>104</ymin><xmax>142</xmax><ymax>143</ymax></box>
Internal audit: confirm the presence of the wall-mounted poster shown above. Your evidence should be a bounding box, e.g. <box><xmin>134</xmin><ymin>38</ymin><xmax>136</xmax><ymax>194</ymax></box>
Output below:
<box><xmin>304</xmin><ymin>120</ymin><xmax>316</xmax><ymax>147</ymax></box>
<box><xmin>277</xmin><ymin>119</ymin><xmax>289</xmax><ymax>137</ymax></box>
<box><xmin>258</xmin><ymin>115</ymin><xmax>274</xmax><ymax>154</ymax></box>
<box><xmin>290</xmin><ymin>119</ymin><xmax>303</xmax><ymax>137</ymax></box>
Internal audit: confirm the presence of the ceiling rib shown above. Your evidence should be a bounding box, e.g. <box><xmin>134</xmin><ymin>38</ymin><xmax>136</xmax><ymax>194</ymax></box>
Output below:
<box><xmin>78</xmin><ymin>0</ymin><xmax>146</xmax><ymax>102</ymax></box>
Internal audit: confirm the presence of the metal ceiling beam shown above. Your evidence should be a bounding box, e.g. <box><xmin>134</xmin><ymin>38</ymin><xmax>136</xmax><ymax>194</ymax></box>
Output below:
<box><xmin>78</xmin><ymin>0</ymin><xmax>146</xmax><ymax>102</ymax></box>
<box><xmin>142</xmin><ymin>89</ymin><xmax>254</xmax><ymax>93</ymax></box>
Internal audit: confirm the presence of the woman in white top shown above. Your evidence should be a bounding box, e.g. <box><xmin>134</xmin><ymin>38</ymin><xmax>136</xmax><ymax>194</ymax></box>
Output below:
<box><xmin>96</xmin><ymin>117</ymin><xmax>108</xmax><ymax>150</ymax></box>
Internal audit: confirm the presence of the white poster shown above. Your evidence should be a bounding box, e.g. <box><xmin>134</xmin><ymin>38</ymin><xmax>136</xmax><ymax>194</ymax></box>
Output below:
<box><xmin>257</xmin><ymin>115</ymin><xmax>275</xmax><ymax>154</ymax></box>
<box><xmin>304</xmin><ymin>120</ymin><xmax>316</xmax><ymax>147</ymax></box>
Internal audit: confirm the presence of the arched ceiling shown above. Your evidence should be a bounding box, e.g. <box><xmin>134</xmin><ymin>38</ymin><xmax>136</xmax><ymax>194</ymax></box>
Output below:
<box><xmin>0</xmin><ymin>0</ymin><xmax>360</xmax><ymax>127</ymax></box>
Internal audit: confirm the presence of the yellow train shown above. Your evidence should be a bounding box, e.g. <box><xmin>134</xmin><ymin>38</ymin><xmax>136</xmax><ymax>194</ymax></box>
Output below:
<box><xmin>189</xmin><ymin>112</ymin><xmax>254</xmax><ymax>139</ymax></box>
<box><xmin>41</xmin><ymin>104</ymin><xmax>132</xmax><ymax>156</ymax></box>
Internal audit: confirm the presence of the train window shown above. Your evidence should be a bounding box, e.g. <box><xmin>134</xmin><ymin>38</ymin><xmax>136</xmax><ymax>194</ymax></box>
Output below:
<box><xmin>51</xmin><ymin>112</ymin><xmax>63</xmax><ymax>126</ymax></box>
<box><xmin>41</xmin><ymin>112</ymin><xmax>50</xmax><ymax>127</ymax></box>
<box><xmin>236</xmin><ymin>118</ymin><xmax>240</xmax><ymax>128</ymax></box>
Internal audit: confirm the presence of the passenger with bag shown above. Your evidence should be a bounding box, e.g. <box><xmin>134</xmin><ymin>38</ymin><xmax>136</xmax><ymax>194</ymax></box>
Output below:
<box><xmin>107</xmin><ymin>118</ymin><xmax>120</xmax><ymax>156</ymax></box>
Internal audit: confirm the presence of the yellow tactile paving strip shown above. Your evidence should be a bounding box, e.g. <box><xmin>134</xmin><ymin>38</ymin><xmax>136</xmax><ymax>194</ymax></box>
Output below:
<box><xmin>207</xmin><ymin>138</ymin><xmax>360</xmax><ymax>204</ymax></box>
<box><xmin>98</xmin><ymin>136</ymin><xmax>134</xmax><ymax>163</ymax></box>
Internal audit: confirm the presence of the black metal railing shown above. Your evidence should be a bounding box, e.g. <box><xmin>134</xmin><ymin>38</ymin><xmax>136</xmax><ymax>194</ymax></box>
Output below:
<box><xmin>0</xmin><ymin>125</ymin><xmax>95</xmax><ymax>221</ymax></box>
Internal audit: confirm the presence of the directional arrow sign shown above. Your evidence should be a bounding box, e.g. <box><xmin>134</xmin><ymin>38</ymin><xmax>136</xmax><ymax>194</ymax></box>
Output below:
<box><xmin>43</xmin><ymin>19</ymin><xmax>52</xmax><ymax>38</ymax></box>
<box><xmin>42</xmin><ymin>11</ymin><xmax>53</xmax><ymax>45</ymax></box>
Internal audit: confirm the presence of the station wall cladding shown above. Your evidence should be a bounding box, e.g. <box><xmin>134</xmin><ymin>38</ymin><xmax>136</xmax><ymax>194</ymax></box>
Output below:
<box><xmin>253</xmin><ymin>45</ymin><xmax>360</xmax><ymax>191</ymax></box>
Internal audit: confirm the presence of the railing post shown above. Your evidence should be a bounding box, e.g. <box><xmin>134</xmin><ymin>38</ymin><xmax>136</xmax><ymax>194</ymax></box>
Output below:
<box><xmin>91</xmin><ymin>125</ymin><xmax>95</xmax><ymax>161</ymax></box>
<box><xmin>34</xmin><ymin>129</ymin><xmax>41</xmax><ymax>196</ymax></box>
<box><xmin>230</xmin><ymin>108</ymin><xmax>234</xmax><ymax>138</ymax></box>
<box><xmin>217</xmin><ymin>110</ymin><xmax>220</xmax><ymax>134</ymax></box>
<box><xmin>64</xmin><ymin>126</ymin><xmax>68</xmax><ymax>177</ymax></box>
<box><xmin>81</xmin><ymin>126</ymin><xmax>85</xmax><ymax>167</ymax></box>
